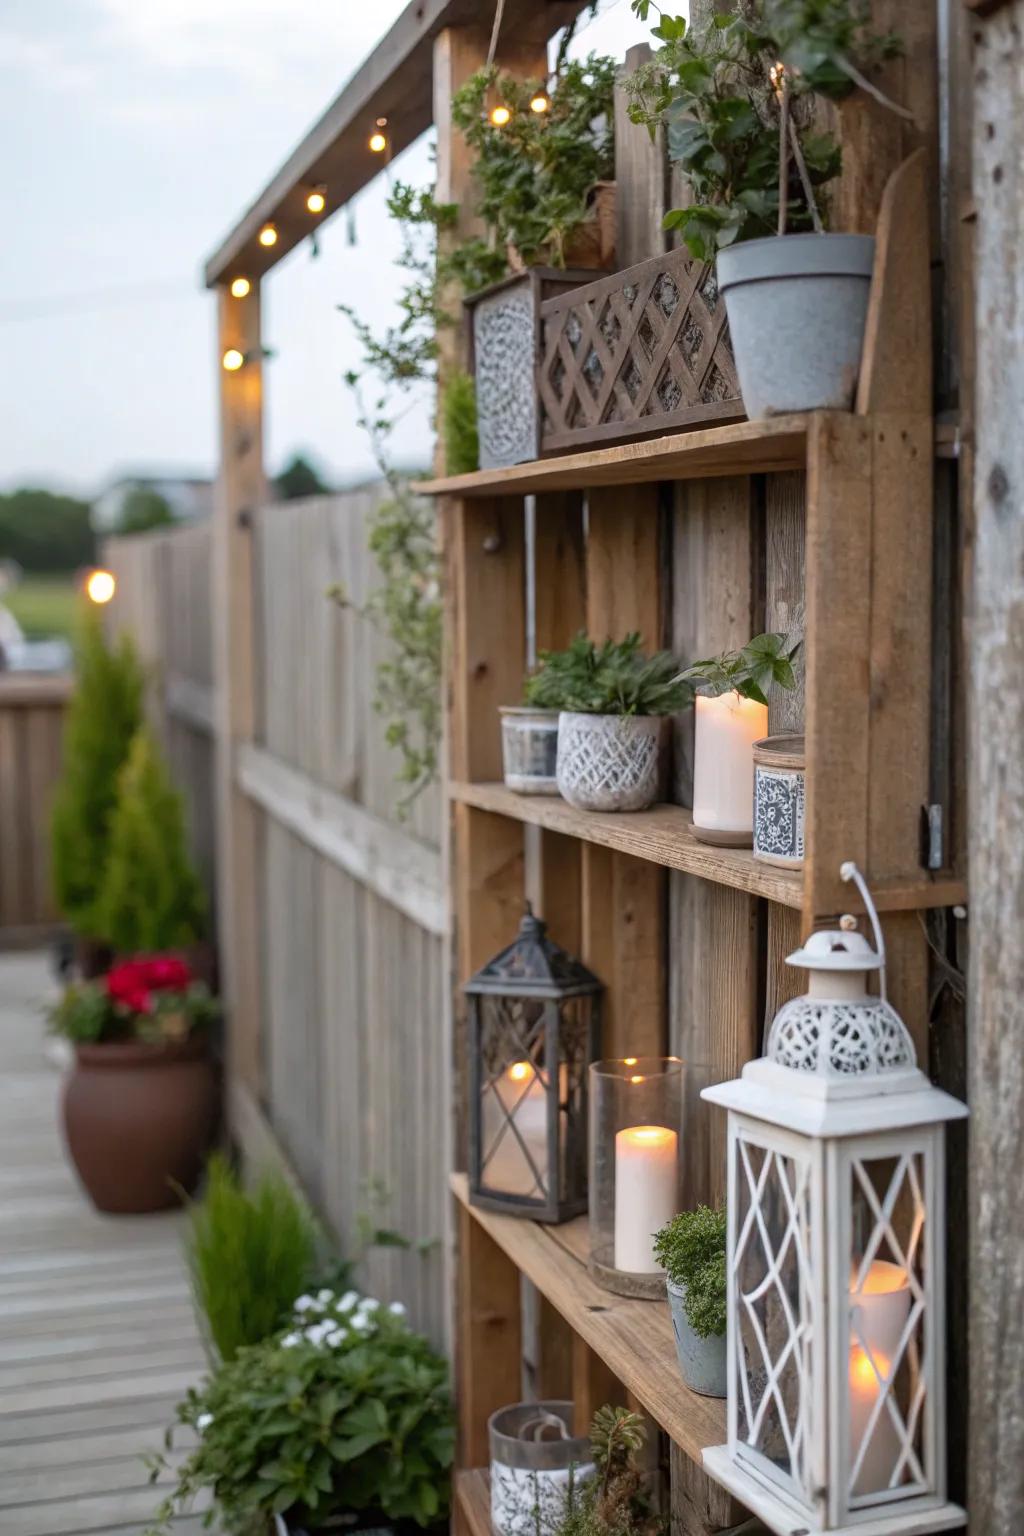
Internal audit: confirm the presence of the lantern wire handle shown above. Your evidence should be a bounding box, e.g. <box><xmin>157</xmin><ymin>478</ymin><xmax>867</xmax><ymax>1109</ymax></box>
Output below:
<box><xmin>840</xmin><ymin>861</ymin><xmax>887</xmax><ymax>1001</ymax></box>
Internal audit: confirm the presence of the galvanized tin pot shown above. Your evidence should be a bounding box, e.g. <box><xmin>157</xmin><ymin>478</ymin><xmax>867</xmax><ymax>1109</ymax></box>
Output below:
<box><xmin>717</xmin><ymin>233</ymin><xmax>875</xmax><ymax>419</ymax></box>
<box><xmin>500</xmin><ymin>707</ymin><xmax>560</xmax><ymax>794</ymax></box>
<box><xmin>752</xmin><ymin>733</ymin><xmax>806</xmax><ymax>869</ymax></box>
<box><xmin>667</xmin><ymin>1279</ymin><xmax>727</xmax><ymax>1398</ymax></box>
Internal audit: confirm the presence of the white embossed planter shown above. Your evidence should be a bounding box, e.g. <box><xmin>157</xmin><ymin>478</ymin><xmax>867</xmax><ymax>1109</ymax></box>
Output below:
<box><xmin>556</xmin><ymin>712</ymin><xmax>663</xmax><ymax>812</ymax></box>
<box><xmin>500</xmin><ymin>707</ymin><xmax>560</xmax><ymax>794</ymax></box>
<box><xmin>490</xmin><ymin>1402</ymin><xmax>595</xmax><ymax>1536</ymax></box>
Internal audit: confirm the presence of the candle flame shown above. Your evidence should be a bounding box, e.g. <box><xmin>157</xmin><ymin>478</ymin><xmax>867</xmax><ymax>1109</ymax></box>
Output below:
<box><xmin>630</xmin><ymin>1074</ymin><xmax>645</xmax><ymax>1084</ymax></box>
<box><xmin>622</xmin><ymin>1124</ymin><xmax>675</xmax><ymax>1147</ymax></box>
<box><xmin>850</xmin><ymin>1344</ymin><xmax>890</xmax><ymax>1388</ymax></box>
<box><xmin>623</xmin><ymin>1057</ymin><xmax>638</xmax><ymax>1066</ymax></box>
<box><xmin>508</xmin><ymin>1061</ymin><xmax>532</xmax><ymax>1082</ymax></box>
<box><xmin>856</xmin><ymin>1261</ymin><xmax>908</xmax><ymax>1296</ymax></box>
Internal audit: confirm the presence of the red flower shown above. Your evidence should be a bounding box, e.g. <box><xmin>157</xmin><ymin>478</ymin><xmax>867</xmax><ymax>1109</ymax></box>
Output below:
<box><xmin>106</xmin><ymin>954</ymin><xmax>192</xmax><ymax>1016</ymax></box>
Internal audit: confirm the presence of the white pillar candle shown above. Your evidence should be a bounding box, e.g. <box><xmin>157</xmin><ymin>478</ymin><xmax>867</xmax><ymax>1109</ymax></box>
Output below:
<box><xmin>613</xmin><ymin>1124</ymin><xmax>678</xmax><ymax>1273</ymax></box>
<box><xmin>851</xmin><ymin>1259</ymin><xmax>910</xmax><ymax>1362</ymax></box>
<box><xmin>692</xmin><ymin>691</ymin><xmax>768</xmax><ymax>840</ymax></box>
<box><xmin>849</xmin><ymin>1345</ymin><xmax>901</xmax><ymax>1496</ymax></box>
<box><xmin>483</xmin><ymin>1061</ymin><xmax>549</xmax><ymax>1196</ymax></box>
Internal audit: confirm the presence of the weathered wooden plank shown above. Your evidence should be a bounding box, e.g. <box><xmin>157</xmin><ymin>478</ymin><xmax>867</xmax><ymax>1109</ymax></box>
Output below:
<box><xmin>614</xmin><ymin>43</ymin><xmax>665</xmax><ymax>267</ymax></box>
<box><xmin>0</xmin><ymin>1422</ymin><xmax>195</xmax><ymax>1476</ymax></box>
<box><xmin>456</xmin><ymin>1198</ymin><xmax>522</xmax><ymax>1468</ymax></box>
<box><xmin>0</xmin><ymin>1484</ymin><xmax>210</xmax><ymax>1536</ymax></box>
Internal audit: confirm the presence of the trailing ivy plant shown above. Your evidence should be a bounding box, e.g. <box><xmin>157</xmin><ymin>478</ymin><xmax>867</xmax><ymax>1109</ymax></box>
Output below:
<box><xmin>525</xmin><ymin>633</ymin><xmax>691</xmax><ymax>717</ymax></box>
<box><xmin>626</xmin><ymin>0</ymin><xmax>905</xmax><ymax>260</ymax></box>
<box><xmin>653</xmin><ymin>1205</ymin><xmax>727</xmax><ymax>1338</ymax></box>
<box><xmin>677</xmin><ymin>631</ymin><xmax>800</xmax><ymax>706</ymax></box>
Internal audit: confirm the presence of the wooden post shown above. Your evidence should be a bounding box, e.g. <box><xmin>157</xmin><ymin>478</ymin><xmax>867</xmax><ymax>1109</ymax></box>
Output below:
<box><xmin>968</xmin><ymin>5</ymin><xmax>1024</xmax><ymax>1530</ymax></box>
<box><xmin>213</xmin><ymin>283</ymin><xmax>265</xmax><ymax>1097</ymax></box>
<box><xmin>456</xmin><ymin>1202</ymin><xmax>522</xmax><ymax>1467</ymax></box>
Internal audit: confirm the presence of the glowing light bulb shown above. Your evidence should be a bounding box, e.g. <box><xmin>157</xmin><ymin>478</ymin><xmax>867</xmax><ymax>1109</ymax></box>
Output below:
<box><xmin>85</xmin><ymin>569</ymin><xmax>116</xmax><ymax>605</ymax></box>
<box><xmin>229</xmin><ymin>276</ymin><xmax>251</xmax><ymax>298</ymax></box>
<box><xmin>530</xmin><ymin>91</ymin><xmax>550</xmax><ymax>114</ymax></box>
<box><xmin>489</xmin><ymin>104</ymin><xmax>511</xmax><ymax>127</ymax></box>
<box><xmin>222</xmin><ymin>348</ymin><xmax>245</xmax><ymax>372</ymax></box>
<box><xmin>306</xmin><ymin>187</ymin><xmax>326</xmax><ymax>214</ymax></box>
<box><xmin>258</xmin><ymin>223</ymin><xmax>278</xmax><ymax>247</ymax></box>
<box><xmin>369</xmin><ymin>130</ymin><xmax>387</xmax><ymax>153</ymax></box>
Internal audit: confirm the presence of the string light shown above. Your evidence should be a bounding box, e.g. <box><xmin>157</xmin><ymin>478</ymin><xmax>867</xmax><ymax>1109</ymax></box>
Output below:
<box><xmin>229</xmin><ymin>277</ymin><xmax>251</xmax><ymax>298</ymax></box>
<box><xmin>369</xmin><ymin>116</ymin><xmax>388</xmax><ymax>153</ymax></box>
<box><xmin>222</xmin><ymin>348</ymin><xmax>245</xmax><ymax>371</ymax></box>
<box><xmin>489</xmin><ymin>103</ymin><xmax>511</xmax><ymax>127</ymax></box>
<box><xmin>85</xmin><ymin>569</ymin><xmax>116</xmax><ymax>605</ymax></box>
<box><xmin>258</xmin><ymin>223</ymin><xmax>278</xmax><ymax>247</ymax></box>
<box><xmin>306</xmin><ymin>186</ymin><xmax>327</xmax><ymax>215</ymax></box>
<box><xmin>529</xmin><ymin>90</ymin><xmax>550</xmax><ymax>114</ymax></box>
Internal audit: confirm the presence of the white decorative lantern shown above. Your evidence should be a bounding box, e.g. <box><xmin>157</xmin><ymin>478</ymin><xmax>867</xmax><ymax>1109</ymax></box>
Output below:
<box><xmin>701</xmin><ymin>863</ymin><xmax>968</xmax><ymax>1536</ymax></box>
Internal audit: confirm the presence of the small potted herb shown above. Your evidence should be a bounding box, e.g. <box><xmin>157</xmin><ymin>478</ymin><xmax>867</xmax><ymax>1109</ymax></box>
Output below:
<box><xmin>677</xmin><ymin>632</ymin><xmax>799</xmax><ymax>847</ymax></box>
<box><xmin>51</xmin><ymin>954</ymin><xmax>219</xmax><ymax>1214</ymax></box>
<box><xmin>544</xmin><ymin>634</ymin><xmax>690</xmax><ymax>813</ymax></box>
<box><xmin>653</xmin><ymin>1206</ymin><xmax>728</xmax><ymax>1398</ymax></box>
<box><xmin>628</xmin><ymin>0</ymin><xmax>910</xmax><ymax>418</ymax></box>
<box><xmin>556</xmin><ymin>1405</ymin><xmax>664</xmax><ymax>1536</ymax></box>
<box><xmin>147</xmin><ymin>1289</ymin><xmax>454</xmax><ymax>1536</ymax></box>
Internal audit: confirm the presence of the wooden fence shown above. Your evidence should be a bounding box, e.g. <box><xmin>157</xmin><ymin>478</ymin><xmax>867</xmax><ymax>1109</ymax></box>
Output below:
<box><xmin>104</xmin><ymin>487</ymin><xmax>448</xmax><ymax>1346</ymax></box>
<box><xmin>0</xmin><ymin>674</ymin><xmax>71</xmax><ymax>944</ymax></box>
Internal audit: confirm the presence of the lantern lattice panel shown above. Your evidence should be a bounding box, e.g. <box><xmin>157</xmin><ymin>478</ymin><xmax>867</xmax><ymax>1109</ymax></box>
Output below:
<box><xmin>844</xmin><ymin>1146</ymin><xmax>930</xmax><ymax>1510</ymax></box>
<box><xmin>537</xmin><ymin>249</ymin><xmax>741</xmax><ymax>453</ymax></box>
<box><xmin>733</xmin><ymin>1128</ymin><xmax>818</xmax><ymax>1506</ymax></box>
<box><xmin>768</xmin><ymin>999</ymin><xmax>915</xmax><ymax>1078</ymax></box>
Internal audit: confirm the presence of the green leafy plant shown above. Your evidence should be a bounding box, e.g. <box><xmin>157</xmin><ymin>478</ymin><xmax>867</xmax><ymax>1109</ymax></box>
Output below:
<box><xmin>677</xmin><ymin>631</ymin><xmax>800</xmax><ymax>706</ymax></box>
<box><xmin>48</xmin><ymin>954</ymin><xmax>219</xmax><ymax>1046</ymax></box>
<box><xmin>653</xmin><ymin>1205</ymin><xmax>727</xmax><ymax>1338</ymax></box>
<box><xmin>525</xmin><ymin>633</ymin><xmax>691</xmax><ymax>717</ymax></box>
<box><xmin>627</xmin><ymin>0</ymin><xmax>905</xmax><ymax>259</ymax></box>
<box><xmin>94</xmin><ymin>729</ymin><xmax>206</xmax><ymax>952</ymax></box>
<box><xmin>146</xmin><ymin>1292</ymin><xmax>454</xmax><ymax>1535</ymax></box>
<box><xmin>186</xmin><ymin>1154</ymin><xmax>322</xmax><ymax>1364</ymax></box>
<box><xmin>557</xmin><ymin>1406</ymin><xmax>664</xmax><ymax>1536</ymax></box>
<box><xmin>451</xmin><ymin>54</ymin><xmax>617</xmax><ymax>269</ymax></box>
<box><xmin>51</xmin><ymin>610</ymin><xmax>145</xmax><ymax>938</ymax></box>
<box><xmin>442</xmin><ymin>368</ymin><xmax>479</xmax><ymax>476</ymax></box>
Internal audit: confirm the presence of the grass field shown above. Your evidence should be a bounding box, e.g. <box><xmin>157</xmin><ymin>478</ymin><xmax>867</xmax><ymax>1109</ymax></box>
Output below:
<box><xmin>3</xmin><ymin>577</ymin><xmax>82</xmax><ymax>639</ymax></box>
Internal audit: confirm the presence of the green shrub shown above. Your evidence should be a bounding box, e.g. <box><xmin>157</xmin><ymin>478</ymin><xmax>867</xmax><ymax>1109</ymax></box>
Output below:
<box><xmin>95</xmin><ymin>729</ymin><xmax>205</xmax><ymax>952</ymax></box>
<box><xmin>147</xmin><ymin>1292</ymin><xmax>454</xmax><ymax>1534</ymax></box>
<box><xmin>524</xmin><ymin>632</ymin><xmax>690</xmax><ymax>717</ymax></box>
<box><xmin>442</xmin><ymin>369</ymin><xmax>479</xmax><ymax>475</ymax></box>
<box><xmin>653</xmin><ymin>1205</ymin><xmax>727</xmax><ymax>1338</ymax></box>
<box><xmin>186</xmin><ymin>1154</ymin><xmax>321</xmax><ymax>1364</ymax></box>
<box><xmin>51</xmin><ymin>611</ymin><xmax>144</xmax><ymax>938</ymax></box>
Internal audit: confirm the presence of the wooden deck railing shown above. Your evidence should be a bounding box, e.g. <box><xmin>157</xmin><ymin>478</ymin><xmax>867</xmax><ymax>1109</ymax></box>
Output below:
<box><xmin>0</xmin><ymin>673</ymin><xmax>71</xmax><ymax>944</ymax></box>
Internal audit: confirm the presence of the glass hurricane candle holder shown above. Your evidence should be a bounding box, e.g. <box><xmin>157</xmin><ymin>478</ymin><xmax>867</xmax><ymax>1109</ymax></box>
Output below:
<box><xmin>490</xmin><ymin>1401</ymin><xmax>595</xmax><ymax>1536</ymax></box>
<box><xmin>588</xmin><ymin>1057</ymin><xmax>684</xmax><ymax>1299</ymax></box>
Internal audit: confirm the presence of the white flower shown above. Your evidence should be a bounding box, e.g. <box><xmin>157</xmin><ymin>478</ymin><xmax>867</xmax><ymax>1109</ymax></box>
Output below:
<box><xmin>281</xmin><ymin>1332</ymin><xmax>303</xmax><ymax>1348</ymax></box>
<box><xmin>326</xmin><ymin>1329</ymin><xmax>346</xmax><ymax>1348</ymax></box>
<box><xmin>388</xmin><ymin>1301</ymin><xmax>407</xmax><ymax>1317</ymax></box>
<box><xmin>358</xmin><ymin>1297</ymin><xmax>380</xmax><ymax>1315</ymax></box>
<box><xmin>196</xmin><ymin>1412</ymin><xmax>214</xmax><ymax>1432</ymax></box>
<box><xmin>338</xmin><ymin>1290</ymin><xmax>359</xmax><ymax>1312</ymax></box>
<box><xmin>293</xmin><ymin>1293</ymin><xmax>316</xmax><ymax>1313</ymax></box>
<box><xmin>317</xmin><ymin>1288</ymin><xmax>335</xmax><ymax>1303</ymax></box>
<box><xmin>350</xmin><ymin>1311</ymin><xmax>373</xmax><ymax>1332</ymax></box>
<box><xmin>305</xmin><ymin>1321</ymin><xmax>333</xmax><ymax>1346</ymax></box>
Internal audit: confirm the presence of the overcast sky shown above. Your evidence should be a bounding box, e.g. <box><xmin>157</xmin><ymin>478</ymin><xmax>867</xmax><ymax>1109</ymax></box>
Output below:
<box><xmin>0</xmin><ymin>0</ymin><xmax>642</xmax><ymax>496</ymax></box>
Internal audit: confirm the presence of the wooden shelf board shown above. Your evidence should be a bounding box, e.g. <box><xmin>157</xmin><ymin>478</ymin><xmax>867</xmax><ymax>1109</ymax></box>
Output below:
<box><xmin>450</xmin><ymin>782</ymin><xmax>967</xmax><ymax>915</ymax></box>
<box><xmin>450</xmin><ymin>781</ymin><xmax>802</xmax><ymax>906</ymax></box>
<box><xmin>419</xmin><ymin>416</ymin><xmax>810</xmax><ymax>497</ymax></box>
<box><xmin>451</xmin><ymin>1173</ymin><xmax>726</xmax><ymax>1466</ymax></box>
<box><xmin>454</xmin><ymin>1468</ymin><xmax>493</xmax><ymax>1536</ymax></box>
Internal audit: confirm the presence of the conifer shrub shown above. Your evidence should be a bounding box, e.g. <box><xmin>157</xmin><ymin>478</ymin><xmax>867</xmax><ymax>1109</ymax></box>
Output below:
<box><xmin>51</xmin><ymin>611</ymin><xmax>145</xmax><ymax>938</ymax></box>
<box><xmin>95</xmin><ymin>729</ymin><xmax>205</xmax><ymax>954</ymax></box>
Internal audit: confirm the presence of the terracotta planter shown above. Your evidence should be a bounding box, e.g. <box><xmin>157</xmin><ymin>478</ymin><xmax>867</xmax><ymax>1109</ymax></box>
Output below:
<box><xmin>62</xmin><ymin>1036</ymin><xmax>218</xmax><ymax>1213</ymax></box>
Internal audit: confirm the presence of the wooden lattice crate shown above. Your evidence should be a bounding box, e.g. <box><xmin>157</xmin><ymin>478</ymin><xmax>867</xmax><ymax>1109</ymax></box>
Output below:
<box><xmin>537</xmin><ymin>247</ymin><xmax>743</xmax><ymax>453</ymax></box>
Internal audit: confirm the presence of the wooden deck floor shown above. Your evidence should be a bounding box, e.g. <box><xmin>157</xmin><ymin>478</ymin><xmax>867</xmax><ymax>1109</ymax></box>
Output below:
<box><xmin>0</xmin><ymin>952</ymin><xmax>209</xmax><ymax>1535</ymax></box>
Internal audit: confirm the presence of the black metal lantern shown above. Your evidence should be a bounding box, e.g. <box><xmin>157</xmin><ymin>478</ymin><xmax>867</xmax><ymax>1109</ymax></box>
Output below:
<box><xmin>465</xmin><ymin>904</ymin><xmax>602</xmax><ymax>1223</ymax></box>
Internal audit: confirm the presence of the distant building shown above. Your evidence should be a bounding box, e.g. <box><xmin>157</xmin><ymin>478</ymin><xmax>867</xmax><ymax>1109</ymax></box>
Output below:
<box><xmin>91</xmin><ymin>473</ymin><xmax>213</xmax><ymax>533</ymax></box>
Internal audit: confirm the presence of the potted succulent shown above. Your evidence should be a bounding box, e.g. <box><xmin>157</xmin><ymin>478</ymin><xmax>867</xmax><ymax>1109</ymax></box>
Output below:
<box><xmin>628</xmin><ymin>0</ymin><xmax>910</xmax><ymax>417</ymax></box>
<box><xmin>547</xmin><ymin>634</ymin><xmax>690</xmax><ymax>813</ymax></box>
<box><xmin>51</xmin><ymin>953</ymin><xmax>219</xmax><ymax>1214</ymax></box>
<box><xmin>653</xmin><ymin>1205</ymin><xmax>727</xmax><ymax>1399</ymax></box>
<box><xmin>146</xmin><ymin>1288</ymin><xmax>454</xmax><ymax>1536</ymax></box>
<box><xmin>677</xmin><ymin>632</ymin><xmax>799</xmax><ymax>847</ymax></box>
<box><xmin>555</xmin><ymin>1405</ymin><xmax>664</xmax><ymax>1536</ymax></box>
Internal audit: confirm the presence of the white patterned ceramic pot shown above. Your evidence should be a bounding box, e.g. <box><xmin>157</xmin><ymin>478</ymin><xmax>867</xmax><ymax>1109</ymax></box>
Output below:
<box><xmin>752</xmin><ymin>733</ymin><xmax>806</xmax><ymax>868</ymax></box>
<box><xmin>489</xmin><ymin>1401</ymin><xmax>595</xmax><ymax>1536</ymax></box>
<box><xmin>500</xmin><ymin>707</ymin><xmax>560</xmax><ymax>794</ymax></box>
<box><xmin>556</xmin><ymin>712</ymin><xmax>663</xmax><ymax>812</ymax></box>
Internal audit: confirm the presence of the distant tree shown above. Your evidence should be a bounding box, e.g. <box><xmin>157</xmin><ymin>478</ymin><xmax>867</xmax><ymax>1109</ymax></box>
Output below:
<box><xmin>0</xmin><ymin>488</ymin><xmax>95</xmax><ymax>573</ymax></box>
<box><xmin>116</xmin><ymin>488</ymin><xmax>175</xmax><ymax>535</ymax></box>
<box><xmin>274</xmin><ymin>453</ymin><xmax>330</xmax><ymax>501</ymax></box>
